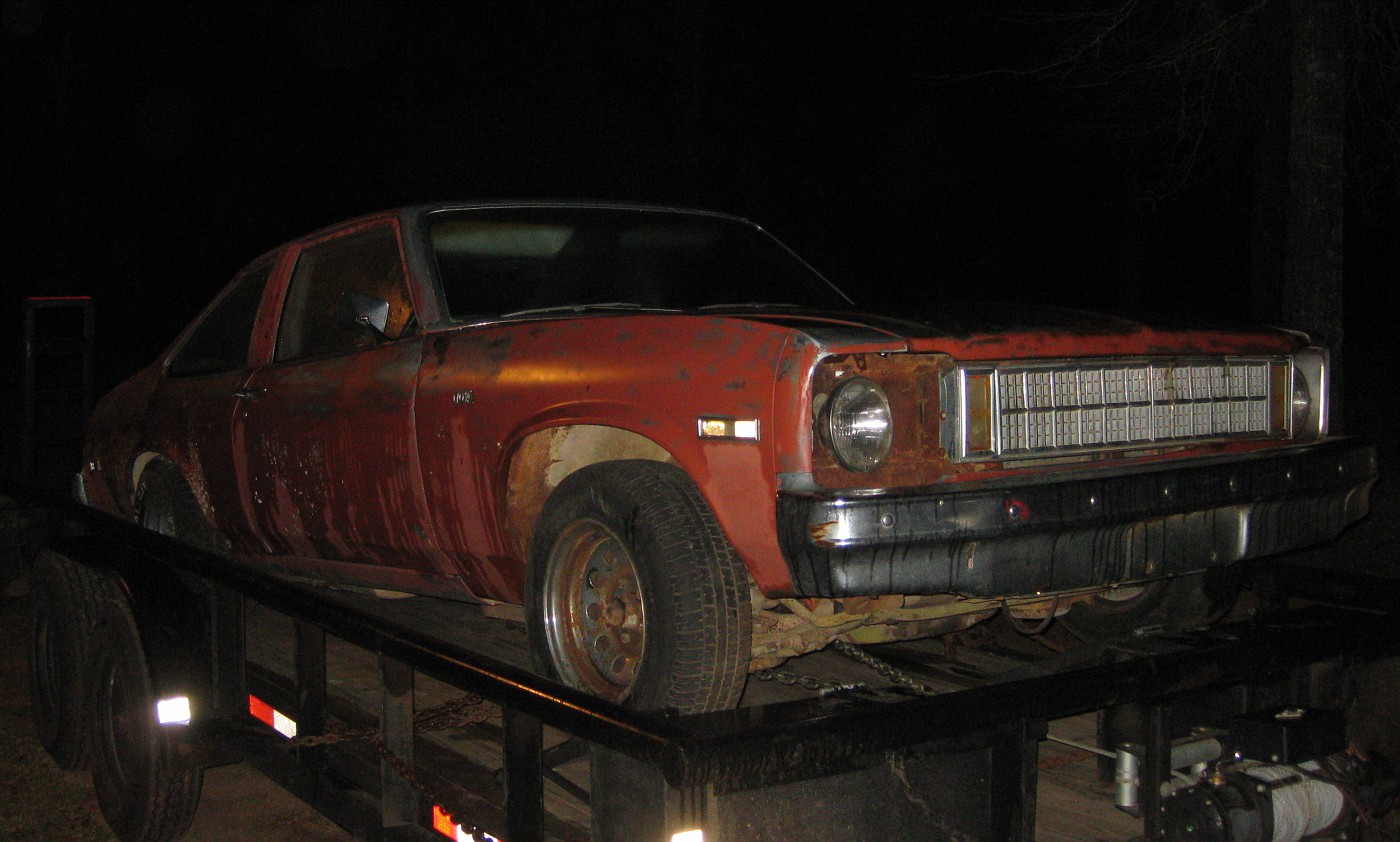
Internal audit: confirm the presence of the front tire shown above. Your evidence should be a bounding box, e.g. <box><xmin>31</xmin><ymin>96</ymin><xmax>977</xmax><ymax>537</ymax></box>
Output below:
<box><xmin>526</xmin><ymin>461</ymin><xmax>750</xmax><ymax>713</ymax></box>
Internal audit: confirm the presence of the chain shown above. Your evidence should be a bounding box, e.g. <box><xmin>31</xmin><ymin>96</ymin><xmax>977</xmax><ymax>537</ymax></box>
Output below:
<box><xmin>756</xmin><ymin>640</ymin><xmax>941</xmax><ymax>697</ymax></box>
<box><xmin>830</xmin><ymin>639</ymin><xmax>940</xmax><ymax>696</ymax></box>
<box><xmin>373</xmin><ymin>737</ymin><xmax>495</xmax><ymax>841</ymax></box>
<box><xmin>415</xmin><ymin>693</ymin><xmax>501</xmax><ymax>731</ymax></box>
<box><xmin>285</xmin><ymin>692</ymin><xmax>500</xmax><ymax>747</ymax></box>
<box><xmin>271</xmin><ymin>692</ymin><xmax>500</xmax><ymax>839</ymax></box>
<box><xmin>752</xmin><ymin>667</ymin><xmax>861</xmax><ymax>695</ymax></box>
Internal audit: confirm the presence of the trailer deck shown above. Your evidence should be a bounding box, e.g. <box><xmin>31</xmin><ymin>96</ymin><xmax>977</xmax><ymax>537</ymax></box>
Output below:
<box><xmin>5</xmin><ymin>486</ymin><xmax>1398</xmax><ymax>841</ymax></box>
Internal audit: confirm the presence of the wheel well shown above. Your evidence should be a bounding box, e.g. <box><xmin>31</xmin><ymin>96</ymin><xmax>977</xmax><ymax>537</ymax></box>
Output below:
<box><xmin>504</xmin><ymin>425</ymin><xmax>675</xmax><ymax>560</ymax></box>
<box><xmin>129</xmin><ymin>451</ymin><xmax>171</xmax><ymax>515</ymax></box>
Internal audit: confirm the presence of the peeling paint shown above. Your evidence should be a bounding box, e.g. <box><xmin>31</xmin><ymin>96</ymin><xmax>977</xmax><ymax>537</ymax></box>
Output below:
<box><xmin>809</xmin><ymin>520</ymin><xmax>840</xmax><ymax>548</ymax></box>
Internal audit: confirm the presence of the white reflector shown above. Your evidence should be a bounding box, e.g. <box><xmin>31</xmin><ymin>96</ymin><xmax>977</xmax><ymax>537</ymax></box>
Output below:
<box><xmin>248</xmin><ymin>694</ymin><xmax>298</xmax><ymax>738</ymax></box>
<box><xmin>671</xmin><ymin>831</ymin><xmax>705</xmax><ymax>842</ymax></box>
<box><xmin>272</xmin><ymin>709</ymin><xmax>298</xmax><ymax>739</ymax></box>
<box><xmin>156</xmin><ymin>696</ymin><xmax>191</xmax><ymax>725</ymax></box>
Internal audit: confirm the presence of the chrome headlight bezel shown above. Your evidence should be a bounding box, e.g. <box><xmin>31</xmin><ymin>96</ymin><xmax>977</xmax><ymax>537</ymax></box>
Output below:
<box><xmin>1289</xmin><ymin>346</ymin><xmax>1328</xmax><ymax>441</ymax></box>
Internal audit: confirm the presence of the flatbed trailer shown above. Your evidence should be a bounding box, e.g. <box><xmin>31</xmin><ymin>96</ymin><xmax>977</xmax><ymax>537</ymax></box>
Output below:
<box><xmin>7</xmin><ymin>484</ymin><xmax>1398</xmax><ymax>842</ymax></box>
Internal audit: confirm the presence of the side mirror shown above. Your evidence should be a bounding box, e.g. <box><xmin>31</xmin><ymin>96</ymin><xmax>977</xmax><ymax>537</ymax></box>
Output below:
<box><xmin>341</xmin><ymin>292</ymin><xmax>390</xmax><ymax>339</ymax></box>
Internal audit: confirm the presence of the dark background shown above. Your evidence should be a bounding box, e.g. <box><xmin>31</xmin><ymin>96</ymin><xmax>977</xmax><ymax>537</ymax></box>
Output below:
<box><xmin>2</xmin><ymin>7</ymin><xmax>1398</xmax><ymax>839</ymax></box>
<box><xmin>3</xmin><ymin>0</ymin><xmax>1397</xmax><ymax>483</ymax></box>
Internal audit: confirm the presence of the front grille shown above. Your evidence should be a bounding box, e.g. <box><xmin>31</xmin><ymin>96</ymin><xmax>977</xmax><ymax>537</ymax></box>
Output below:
<box><xmin>950</xmin><ymin>357</ymin><xmax>1287</xmax><ymax>460</ymax></box>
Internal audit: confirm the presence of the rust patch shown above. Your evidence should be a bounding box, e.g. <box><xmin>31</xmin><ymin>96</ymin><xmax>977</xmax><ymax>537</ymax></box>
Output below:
<box><xmin>809</xmin><ymin>520</ymin><xmax>840</xmax><ymax>548</ymax></box>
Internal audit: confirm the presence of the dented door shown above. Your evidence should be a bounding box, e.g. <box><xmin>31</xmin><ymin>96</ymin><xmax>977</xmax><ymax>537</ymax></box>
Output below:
<box><xmin>235</xmin><ymin>340</ymin><xmax>442</xmax><ymax>571</ymax></box>
<box><xmin>234</xmin><ymin>223</ymin><xmax>444</xmax><ymax>574</ymax></box>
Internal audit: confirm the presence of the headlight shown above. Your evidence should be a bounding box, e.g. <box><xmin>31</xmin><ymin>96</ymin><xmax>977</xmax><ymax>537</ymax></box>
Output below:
<box><xmin>825</xmin><ymin>377</ymin><xmax>893</xmax><ymax>472</ymax></box>
<box><xmin>1290</xmin><ymin>367</ymin><xmax>1312</xmax><ymax>431</ymax></box>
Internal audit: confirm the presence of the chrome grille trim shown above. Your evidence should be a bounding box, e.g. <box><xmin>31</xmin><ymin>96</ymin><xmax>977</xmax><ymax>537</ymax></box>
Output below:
<box><xmin>946</xmin><ymin>357</ymin><xmax>1288</xmax><ymax>461</ymax></box>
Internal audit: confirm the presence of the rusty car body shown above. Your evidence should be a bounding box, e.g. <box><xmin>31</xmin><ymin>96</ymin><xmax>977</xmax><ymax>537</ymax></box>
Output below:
<box><xmin>76</xmin><ymin>202</ymin><xmax>1377</xmax><ymax>712</ymax></box>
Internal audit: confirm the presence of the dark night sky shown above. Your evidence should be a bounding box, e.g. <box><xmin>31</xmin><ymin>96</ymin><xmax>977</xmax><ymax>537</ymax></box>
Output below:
<box><xmin>3</xmin><ymin>1</ymin><xmax>1395</xmax><ymax>433</ymax></box>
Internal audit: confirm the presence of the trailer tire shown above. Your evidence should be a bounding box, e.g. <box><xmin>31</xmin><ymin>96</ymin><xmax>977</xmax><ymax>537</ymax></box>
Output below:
<box><xmin>28</xmin><ymin>550</ymin><xmax>122</xmax><ymax>769</ymax></box>
<box><xmin>527</xmin><ymin>461</ymin><xmax>750</xmax><ymax>714</ymax></box>
<box><xmin>1059</xmin><ymin>567</ymin><xmax>1241</xmax><ymax>640</ymax></box>
<box><xmin>87</xmin><ymin>597</ymin><xmax>203</xmax><ymax>842</ymax></box>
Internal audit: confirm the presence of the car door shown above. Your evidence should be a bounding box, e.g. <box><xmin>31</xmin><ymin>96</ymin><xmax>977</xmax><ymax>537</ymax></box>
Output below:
<box><xmin>235</xmin><ymin>222</ymin><xmax>446</xmax><ymax>575</ymax></box>
<box><xmin>144</xmin><ymin>258</ymin><xmax>276</xmax><ymax>553</ymax></box>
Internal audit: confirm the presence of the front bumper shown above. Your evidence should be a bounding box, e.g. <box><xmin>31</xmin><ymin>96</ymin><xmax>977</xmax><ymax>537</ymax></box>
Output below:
<box><xmin>777</xmin><ymin>437</ymin><xmax>1377</xmax><ymax>599</ymax></box>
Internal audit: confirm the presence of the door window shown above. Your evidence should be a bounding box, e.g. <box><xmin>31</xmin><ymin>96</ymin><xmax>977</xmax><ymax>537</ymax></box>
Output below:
<box><xmin>275</xmin><ymin>226</ymin><xmax>413</xmax><ymax>362</ymax></box>
<box><xmin>167</xmin><ymin>261</ymin><xmax>273</xmax><ymax>377</ymax></box>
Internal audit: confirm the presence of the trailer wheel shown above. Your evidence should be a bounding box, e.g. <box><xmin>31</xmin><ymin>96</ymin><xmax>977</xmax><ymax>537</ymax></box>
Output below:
<box><xmin>1059</xmin><ymin>568</ymin><xmax>1241</xmax><ymax>640</ymax></box>
<box><xmin>87</xmin><ymin>597</ymin><xmax>203</xmax><ymax>842</ymax></box>
<box><xmin>527</xmin><ymin>461</ymin><xmax>750</xmax><ymax>713</ymax></box>
<box><xmin>28</xmin><ymin>550</ymin><xmax>121</xmax><ymax>769</ymax></box>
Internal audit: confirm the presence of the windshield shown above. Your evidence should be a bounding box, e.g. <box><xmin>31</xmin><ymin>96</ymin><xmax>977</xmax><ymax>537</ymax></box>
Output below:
<box><xmin>426</xmin><ymin>206</ymin><xmax>853</xmax><ymax>319</ymax></box>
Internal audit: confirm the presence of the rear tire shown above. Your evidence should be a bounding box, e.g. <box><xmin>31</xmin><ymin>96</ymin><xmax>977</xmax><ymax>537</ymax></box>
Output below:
<box><xmin>526</xmin><ymin>461</ymin><xmax>750</xmax><ymax>713</ymax></box>
<box><xmin>137</xmin><ymin>465</ymin><xmax>227</xmax><ymax>554</ymax></box>
<box><xmin>87</xmin><ymin>597</ymin><xmax>203</xmax><ymax>842</ymax></box>
<box><xmin>28</xmin><ymin>550</ymin><xmax>122</xmax><ymax>769</ymax></box>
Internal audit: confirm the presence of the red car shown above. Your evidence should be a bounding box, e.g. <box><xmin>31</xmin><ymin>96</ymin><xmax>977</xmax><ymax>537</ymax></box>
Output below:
<box><xmin>77</xmin><ymin>203</ymin><xmax>1376</xmax><ymax>713</ymax></box>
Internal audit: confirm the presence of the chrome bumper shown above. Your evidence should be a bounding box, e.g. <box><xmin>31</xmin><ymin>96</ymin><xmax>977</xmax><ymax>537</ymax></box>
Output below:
<box><xmin>777</xmin><ymin>438</ymin><xmax>1377</xmax><ymax>598</ymax></box>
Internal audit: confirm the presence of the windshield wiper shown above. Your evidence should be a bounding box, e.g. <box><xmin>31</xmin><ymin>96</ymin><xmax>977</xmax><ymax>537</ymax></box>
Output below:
<box><xmin>696</xmin><ymin>302</ymin><xmax>801</xmax><ymax>310</ymax></box>
<box><xmin>500</xmin><ymin>302</ymin><xmax>655</xmax><ymax>318</ymax></box>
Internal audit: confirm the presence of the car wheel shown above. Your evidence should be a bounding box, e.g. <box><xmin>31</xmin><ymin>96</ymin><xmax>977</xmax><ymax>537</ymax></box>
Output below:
<box><xmin>87</xmin><ymin>596</ymin><xmax>203</xmax><ymax>842</ymax></box>
<box><xmin>1059</xmin><ymin>567</ymin><xmax>1242</xmax><ymax>640</ymax></box>
<box><xmin>28</xmin><ymin>550</ymin><xmax>122</xmax><ymax>769</ymax></box>
<box><xmin>526</xmin><ymin>460</ymin><xmax>750</xmax><ymax>713</ymax></box>
<box><xmin>137</xmin><ymin>465</ymin><xmax>227</xmax><ymax>554</ymax></box>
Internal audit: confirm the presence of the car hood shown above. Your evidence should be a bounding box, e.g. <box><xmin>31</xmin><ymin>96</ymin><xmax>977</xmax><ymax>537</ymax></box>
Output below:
<box><xmin>721</xmin><ymin>305</ymin><xmax>1304</xmax><ymax>358</ymax></box>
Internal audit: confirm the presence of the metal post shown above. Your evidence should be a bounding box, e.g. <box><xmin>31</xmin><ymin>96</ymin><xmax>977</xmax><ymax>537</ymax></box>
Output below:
<box><xmin>989</xmin><ymin>718</ymin><xmax>1044</xmax><ymax>841</ymax></box>
<box><xmin>21</xmin><ymin>296</ymin><xmax>95</xmax><ymax>490</ymax></box>
<box><xmin>295</xmin><ymin>618</ymin><xmax>327</xmax><ymax>771</ymax></box>
<box><xmin>503</xmin><ymin>708</ymin><xmax>544</xmax><ymax>842</ymax></box>
<box><xmin>201</xmin><ymin>581</ymin><xmax>247</xmax><ymax>767</ymax></box>
<box><xmin>379</xmin><ymin>653</ymin><xmax>417</xmax><ymax>828</ymax></box>
<box><xmin>1141</xmin><ymin>703</ymin><xmax>1171</xmax><ymax>841</ymax></box>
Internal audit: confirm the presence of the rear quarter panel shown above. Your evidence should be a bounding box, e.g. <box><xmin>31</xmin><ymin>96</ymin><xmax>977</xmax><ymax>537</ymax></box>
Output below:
<box><xmin>81</xmin><ymin>365</ymin><xmax>164</xmax><ymax>517</ymax></box>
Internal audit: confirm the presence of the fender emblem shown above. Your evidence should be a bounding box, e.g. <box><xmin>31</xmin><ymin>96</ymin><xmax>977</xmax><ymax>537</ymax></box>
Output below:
<box><xmin>452</xmin><ymin>390</ymin><xmax>475</xmax><ymax>405</ymax></box>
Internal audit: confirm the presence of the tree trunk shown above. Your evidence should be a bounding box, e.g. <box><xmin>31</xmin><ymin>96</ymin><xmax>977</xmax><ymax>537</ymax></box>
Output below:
<box><xmin>1284</xmin><ymin>0</ymin><xmax>1347</xmax><ymax>426</ymax></box>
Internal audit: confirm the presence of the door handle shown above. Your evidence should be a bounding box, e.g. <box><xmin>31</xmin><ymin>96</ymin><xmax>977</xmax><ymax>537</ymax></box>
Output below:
<box><xmin>232</xmin><ymin>387</ymin><xmax>266</xmax><ymax>400</ymax></box>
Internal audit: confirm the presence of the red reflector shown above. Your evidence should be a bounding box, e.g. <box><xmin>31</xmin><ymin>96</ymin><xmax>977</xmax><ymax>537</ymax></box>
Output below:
<box><xmin>432</xmin><ymin>805</ymin><xmax>456</xmax><ymax>837</ymax></box>
<box><xmin>248</xmin><ymin>694</ymin><xmax>275</xmax><ymax>728</ymax></box>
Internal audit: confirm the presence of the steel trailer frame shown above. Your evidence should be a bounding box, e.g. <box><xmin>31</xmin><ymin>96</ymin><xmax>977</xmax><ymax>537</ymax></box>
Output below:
<box><xmin>10</xmin><ymin>484</ymin><xmax>1398</xmax><ymax>842</ymax></box>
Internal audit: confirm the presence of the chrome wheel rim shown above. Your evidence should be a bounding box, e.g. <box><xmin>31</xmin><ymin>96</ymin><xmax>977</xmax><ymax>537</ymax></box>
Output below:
<box><xmin>541</xmin><ymin>520</ymin><xmax>645</xmax><ymax>701</ymax></box>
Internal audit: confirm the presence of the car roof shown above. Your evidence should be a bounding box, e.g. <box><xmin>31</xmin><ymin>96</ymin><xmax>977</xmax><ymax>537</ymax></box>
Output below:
<box><xmin>410</xmin><ymin>200</ymin><xmax>757</xmax><ymax>224</ymax></box>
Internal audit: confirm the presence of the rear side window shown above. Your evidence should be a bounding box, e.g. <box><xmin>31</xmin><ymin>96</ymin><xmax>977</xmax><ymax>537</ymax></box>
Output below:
<box><xmin>166</xmin><ymin>261</ymin><xmax>273</xmax><ymax>377</ymax></box>
<box><xmin>275</xmin><ymin>226</ymin><xmax>412</xmax><ymax>362</ymax></box>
